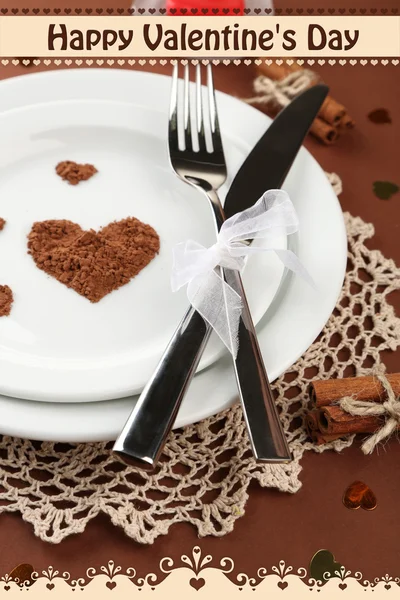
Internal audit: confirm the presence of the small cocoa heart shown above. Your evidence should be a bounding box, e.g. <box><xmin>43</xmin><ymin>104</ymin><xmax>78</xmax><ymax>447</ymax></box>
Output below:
<box><xmin>190</xmin><ymin>577</ymin><xmax>205</xmax><ymax>591</ymax></box>
<box><xmin>343</xmin><ymin>481</ymin><xmax>377</xmax><ymax>510</ymax></box>
<box><xmin>46</xmin><ymin>583</ymin><xmax>55</xmax><ymax>590</ymax></box>
<box><xmin>28</xmin><ymin>218</ymin><xmax>160</xmax><ymax>303</ymax></box>
<box><xmin>106</xmin><ymin>581</ymin><xmax>116</xmax><ymax>590</ymax></box>
<box><xmin>339</xmin><ymin>583</ymin><xmax>347</xmax><ymax>590</ymax></box>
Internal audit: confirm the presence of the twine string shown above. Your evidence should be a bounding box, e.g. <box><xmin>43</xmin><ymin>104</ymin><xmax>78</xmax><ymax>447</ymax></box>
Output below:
<box><xmin>244</xmin><ymin>69</ymin><xmax>318</xmax><ymax>108</ymax></box>
<box><xmin>339</xmin><ymin>374</ymin><xmax>400</xmax><ymax>454</ymax></box>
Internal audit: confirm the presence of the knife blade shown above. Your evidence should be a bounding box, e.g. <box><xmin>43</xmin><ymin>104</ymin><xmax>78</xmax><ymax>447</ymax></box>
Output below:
<box><xmin>224</xmin><ymin>84</ymin><xmax>329</xmax><ymax>218</ymax></box>
<box><xmin>113</xmin><ymin>84</ymin><xmax>329</xmax><ymax>469</ymax></box>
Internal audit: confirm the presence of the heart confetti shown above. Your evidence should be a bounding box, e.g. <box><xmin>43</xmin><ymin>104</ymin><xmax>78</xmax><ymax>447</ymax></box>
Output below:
<box><xmin>310</xmin><ymin>550</ymin><xmax>342</xmax><ymax>582</ymax></box>
<box><xmin>9</xmin><ymin>564</ymin><xmax>34</xmax><ymax>586</ymax></box>
<box><xmin>368</xmin><ymin>108</ymin><xmax>392</xmax><ymax>124</ymax></box>
<box><xmin>373</xmin><ymin>181</ymin><xmax>399</xmax><ymax>201</ymax></box>
<box><xmin>343</xmin><ymin>481</ymin><xmax>377</xmax><ymax>510</ymax></box>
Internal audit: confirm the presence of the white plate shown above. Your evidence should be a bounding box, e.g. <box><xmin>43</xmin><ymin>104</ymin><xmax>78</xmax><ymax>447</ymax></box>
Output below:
<box><xmin>0</xmin><ymin>69</ymin><xmax>347</xmax><ymax>442</ymax></box>
<box><xmin>0</xmin><ymin>75</ymin><xmax>287</xmax><ymax>403</ymax></box>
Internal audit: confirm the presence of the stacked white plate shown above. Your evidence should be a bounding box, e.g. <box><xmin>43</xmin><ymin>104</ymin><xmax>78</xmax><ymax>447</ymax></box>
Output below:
<box><xmin>0</xmin><ymin>69</ymin><xmax>346</xmax><ymax>442</ymax></box>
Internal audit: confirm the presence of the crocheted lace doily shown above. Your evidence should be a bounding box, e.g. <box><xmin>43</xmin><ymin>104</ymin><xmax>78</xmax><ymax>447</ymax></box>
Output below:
<box><xmin>0</xmin><ymin>174</ymin><xmax>399</xmax><ymax>544</ymax></box>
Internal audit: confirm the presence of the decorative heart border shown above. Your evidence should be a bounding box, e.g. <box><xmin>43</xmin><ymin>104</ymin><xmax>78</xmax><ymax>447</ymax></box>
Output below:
<box><xmin>0</xmin><ymin>547</ymin><xmax>398</xmax><ymax>597</ymax></box>
<box><xmin>0</xmin><ymin>8</ymin><xmax>397</xmax><ymax>15</ymax></box>
<box><xmin>8</xmin><ymin>58</ymin><xmax>400</xmax><ymax>67</ymax></box>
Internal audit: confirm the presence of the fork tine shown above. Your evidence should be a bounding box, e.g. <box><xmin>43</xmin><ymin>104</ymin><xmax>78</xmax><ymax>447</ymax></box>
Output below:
<box><xmin>183</xmin><ymin>64</ymin><xmax>193</xmax><ymax>152</ymax></box>
<box><xmin>168</xmin><ymin>62</ymin><xmax>179</xmax><ymax>153</ymax></box>
<box><xmin>206</xmin><ymin>64</ymin><xmax>224</xmax><ymax>155</ymax></box>
<box><xmin>196</xmin><ymin>64</ymin><xmax>207</xmax><ymax>153</ymax></box>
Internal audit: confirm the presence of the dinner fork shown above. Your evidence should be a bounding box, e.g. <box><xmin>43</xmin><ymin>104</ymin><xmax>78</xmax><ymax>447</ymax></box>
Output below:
<box><xmin>113</xmin><ymin>64</ymin><xmax>292</xmax><ymax>468</ymax></box>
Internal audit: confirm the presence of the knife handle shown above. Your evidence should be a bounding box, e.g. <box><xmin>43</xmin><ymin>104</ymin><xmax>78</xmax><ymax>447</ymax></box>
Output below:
<box><xmin>113</xmin><ymin>305</ymin><xmax>212</xmax><ymax>469</ymax></box>
<box><xmin>223</xmin><ymin>267</ymin><xmax>292</xmax><ymax>462</ymax></box>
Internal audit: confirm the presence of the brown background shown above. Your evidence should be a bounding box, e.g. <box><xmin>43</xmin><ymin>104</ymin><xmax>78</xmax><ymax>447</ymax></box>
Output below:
<box><xmin>0</xmin><ymin>0</ymin><xmax>399</xmax><ymax>582</ymax></box>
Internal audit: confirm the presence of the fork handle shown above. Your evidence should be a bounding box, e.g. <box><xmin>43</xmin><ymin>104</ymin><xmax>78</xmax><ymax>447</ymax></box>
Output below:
<box><xmin>113</xmin><ymin>268</ymin><xmax>292</xmax><ymax>468</ymax></box>
<box><xmin>113</xmin><ymin>305</ymin><xmax>212</xmax><ymax>469</ymax></box>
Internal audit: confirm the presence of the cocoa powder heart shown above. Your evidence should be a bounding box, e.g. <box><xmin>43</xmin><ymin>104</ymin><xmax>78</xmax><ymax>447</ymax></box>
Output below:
<box><xmin>27</xmin><ymin>217</ymin><xmax>160</xmax><ymax>303</ymax></box>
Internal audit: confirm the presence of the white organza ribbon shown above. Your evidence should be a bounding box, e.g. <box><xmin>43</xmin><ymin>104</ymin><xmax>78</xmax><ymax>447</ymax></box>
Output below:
<box><xmin>171</xmin><ymin>189</ymin><xmax>313</xmax><ymax>358</ymax></box>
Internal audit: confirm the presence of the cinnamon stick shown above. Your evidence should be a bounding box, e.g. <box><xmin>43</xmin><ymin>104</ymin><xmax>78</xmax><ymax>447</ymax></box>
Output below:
<box><xmin>306</xmin><ymin>421</ymin><xmax>344</xmax><ymax>445</ymax></box>
<box><xmin>306</xmin><ymin>409</ymin><xmax>320</xmax><ymax>431</ymax></box>
<box><xmin>317</xmin><ymin>405</ymin><xmax>384</xmax><ymax>435</ymax></box>
<box><xmin>340</xmin><ymin>114</ymin><xmax>355</xmax><ymax>129</ymax></box>
<box><xmin>310</xmin><ymin>117</ymin><xmax>340</xmax><ymax>145</ymax></box>
<box><xmin>309</xmin><ymin>374</ymin><xmax>400</xmax><ymax>408</ymax></box>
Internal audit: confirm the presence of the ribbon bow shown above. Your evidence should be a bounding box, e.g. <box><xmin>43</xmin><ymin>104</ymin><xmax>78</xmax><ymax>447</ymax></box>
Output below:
<box><xmin>171</xmin><ymin>189</ymin><xmax>313</xmax><ymax>358</ymax></box>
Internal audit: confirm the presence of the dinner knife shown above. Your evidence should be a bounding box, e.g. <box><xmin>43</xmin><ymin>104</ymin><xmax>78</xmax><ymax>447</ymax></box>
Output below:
<box><xmin>113</xmin><ymin>84</ymin><xmax>329</xmax><ymax>469</ymax></box>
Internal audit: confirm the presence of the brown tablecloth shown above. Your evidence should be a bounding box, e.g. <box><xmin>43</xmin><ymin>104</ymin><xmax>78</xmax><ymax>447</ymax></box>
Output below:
<box><xmin>0</xmin><ymin>0</ymin><xmax>399</xmax><ymax>582</ymax></box>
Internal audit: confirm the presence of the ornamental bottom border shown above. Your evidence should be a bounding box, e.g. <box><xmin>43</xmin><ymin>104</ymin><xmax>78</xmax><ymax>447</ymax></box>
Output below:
<box><xmin>0</xmin><ymin>547</ymin><xmax>399</xmax><ymax>593</ymax></box>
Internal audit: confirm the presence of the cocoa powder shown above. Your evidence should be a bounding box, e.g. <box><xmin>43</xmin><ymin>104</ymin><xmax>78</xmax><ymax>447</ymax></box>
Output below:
<box><xmin>0</xmin><ymin>285</ymin><xmax>13</xmax><ymax>317</ymax></box>
<box><xmin>0</xmin><ymin>218</ymin><xmax>5</xmax><ymax>231</ymax></box>
<box><xmin>56</xmin><ymin>161</ymin><xmax>97</xmax><ymax>185</ymax></box>
<box><xmin>27</xmin><ymin>217</ymin><xmax>160</xmax><ymax>303</ymax></box>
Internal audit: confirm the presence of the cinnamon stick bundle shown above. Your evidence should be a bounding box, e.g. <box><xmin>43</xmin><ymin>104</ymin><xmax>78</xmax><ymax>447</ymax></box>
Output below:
<box><xmin>256</xmin><ymin>61</ymin><xmax>354</xmax><ymax>145</ymax></box>
<box><xmin>305</xmin><ymin>373</ymin><xmax>400</xmax><ymax>444</ymax></box>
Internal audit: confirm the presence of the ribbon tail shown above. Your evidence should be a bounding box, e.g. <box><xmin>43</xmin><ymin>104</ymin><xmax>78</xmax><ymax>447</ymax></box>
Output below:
<box><xmin>187</xmin><ymin>271</ymin><xmax>243</xmax><ymax>359</ymax></box>
<box><xmin>273</xmin><ymin>249</ymin><xmax>317</xmax><ymax>289</ymax></box>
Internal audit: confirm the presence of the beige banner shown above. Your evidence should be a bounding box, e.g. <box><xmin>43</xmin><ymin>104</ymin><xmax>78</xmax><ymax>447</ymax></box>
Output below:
<box><xmin>0</xmin><ymin>16</ymin><xmax>398</xmax><ymax>57</ymax></box>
